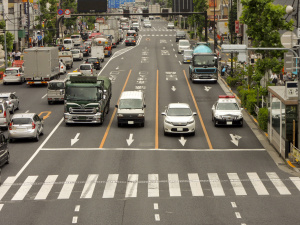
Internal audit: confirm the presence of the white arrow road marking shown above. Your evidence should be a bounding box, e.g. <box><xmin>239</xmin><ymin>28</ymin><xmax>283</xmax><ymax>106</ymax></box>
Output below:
<box><xmin>116</xmin><ymin>66</ymin><xmax>119</xmax><ymax>70</ymax></box>
<box><xmin>204</xmin><ymin>86</ymin><xmax>212</xmax><ymax>92</ymax></box>
<box><xmin>179</xmin><ymin>136</ymin><xmax>187</xmax><ymax>146</ymax></box>
<box><xmin>126</xmin><ymin>133</ymin><xmax>134</xmax><ymax>146</ymax></box>
<box><xmin>41</xmin><ymin>94</ymin><xmax>47</xmax><ymax>99</ymax></box>
<box><xmin>71</xmin><ymin>133</ymin><xmax>80</xmax><ymax>146</ymax></box>
<box><xmin>230</xmin><ymin>134</ymin><xmax>242</xmax><ymax>146</ymax></box>
<box><xmin>171</xmin><ymin>86</ymin><xmax>176</xmax><ymax>91</ymax></box>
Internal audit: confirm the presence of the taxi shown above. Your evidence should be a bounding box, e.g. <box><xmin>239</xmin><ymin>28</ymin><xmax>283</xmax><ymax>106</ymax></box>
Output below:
<box><xmin>211</xmin><ymin>95</ymin><xmax>243</xmax><ymax>127</ymax></box>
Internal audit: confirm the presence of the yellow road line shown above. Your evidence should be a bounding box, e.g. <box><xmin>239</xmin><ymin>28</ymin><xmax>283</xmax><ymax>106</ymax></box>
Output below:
<box><xmin>155</xmin><ymin>70</ymin><xmax>159</xmax><ymax>149</ymax></box>
<box><xmin>287</xmin><ymin>160</ymin><xmax>296</xmax><ymax>168</ymax></box>
<box><xmin>99</xmin><ymin>70</ymin><xmax>132</xmax><ymax>148</ymax></box>
<box><xmin>182</xmin><ymin>70</ymin><xmax>213</xmax><ymax>149</ymax></box>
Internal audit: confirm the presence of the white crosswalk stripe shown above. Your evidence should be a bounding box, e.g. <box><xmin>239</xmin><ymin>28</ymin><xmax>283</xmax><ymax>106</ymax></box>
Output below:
<box><xmin>57</xmin><ymin>175</ymin><xmax>78</xmax><ymax>199</ymax></box>
<box><xmin>12</xmin><ymin>176</ymin><xmax>38</xmax><ymax>201</ymax></box>
<box><xmin>1</xmin><ymin>172</ymin><xmax>299</xmax><ymax>201</ymax></box>
<box><xmin>247</xmin><ymin>172</ymin><xmax>269</xmax><ymax>195</ymax></box>
<box><xmin>35</xmin><ymin>175</ymin><xmax>58</xmax><ymax>200</ymax></box>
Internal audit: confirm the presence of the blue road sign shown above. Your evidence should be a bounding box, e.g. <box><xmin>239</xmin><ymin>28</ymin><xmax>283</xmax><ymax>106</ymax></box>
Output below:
<box><xmin>57</xmin><ymin>9</ymin><xmax>64</xmax><ymax>15</ymax></box>
<box><xmin>37</xmin><ymin>35</ymin><xmax>42</xmax><ymax>41</ymax></box>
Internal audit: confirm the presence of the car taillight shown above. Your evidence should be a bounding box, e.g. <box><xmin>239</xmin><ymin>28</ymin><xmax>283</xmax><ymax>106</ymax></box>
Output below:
<box><xmin>9</xmin><ymin>122</ymin><xmax>12</xmax><ymax>130</ymax></box>
<box><xmin>4</xmin><ymin>111</ymin><xmax>6</xmax><ymax>117</ymax></box>
<box><xmin>125</xmin><ymin>40</ymin><xmax>129</xmax><ymax>42</ymax></box>
<box><xmin>61</xmin><ymin>66</ymin><xmax>63</xmax><ymax>69</ymax></box>
<box><xmin>133</xmin><ymin>40</ymin><xmax>136</xmax><ymax>42</ymax></box>
<box><xmin>3</xmin><ymin>74</ymin><xmax>6</xmax><ymax>77</ymax></box>
<box><xmin>91</xmin><ymin>69</ymin><xmax>93</xmax><ymax>73</ymax></box>
<box><xmin>32</xmin><ymin>122</ymin><xmax>35</xmax><ymax>129</ymax></box>
<box><xmin>16</xmin><ymin>74</ymin><xmax>21</xmax><ymax>76</ymax></box>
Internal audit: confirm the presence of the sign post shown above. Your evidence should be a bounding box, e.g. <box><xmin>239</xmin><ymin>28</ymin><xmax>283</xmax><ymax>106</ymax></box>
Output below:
<box><xmin>64</xmin><ymin>9</ymin><xmax>71</xmax><ymax>18</ymax></box>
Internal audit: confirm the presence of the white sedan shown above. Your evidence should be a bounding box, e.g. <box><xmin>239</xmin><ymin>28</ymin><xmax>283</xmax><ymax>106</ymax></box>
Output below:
<box><xmin>70</xmin><ymin>49</ymin><xmax>83</xmax><ymax>61</ymax></box>
<box><xmin>161</xmin><ymin>103</ymin><xmax>196</xmax><ymax>136</ymax></box>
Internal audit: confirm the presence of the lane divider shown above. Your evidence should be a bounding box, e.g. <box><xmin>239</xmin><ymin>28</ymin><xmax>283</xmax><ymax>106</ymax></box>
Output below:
<box><xmin>99</xmin><ymin>70</ymin><xmax>132</xmax><ymax>148</ymax></box>
<box><xmin>182</xmin><ymin>70</ymin><xmax>213</xmax><ymax>149</ymax></box>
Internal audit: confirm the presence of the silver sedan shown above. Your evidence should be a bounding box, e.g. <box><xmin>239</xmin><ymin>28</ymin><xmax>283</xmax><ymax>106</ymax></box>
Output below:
<box><xmin>0</xmin><ymin>92</ymin><xmax>19</xmax><ymax>114</ymax></box>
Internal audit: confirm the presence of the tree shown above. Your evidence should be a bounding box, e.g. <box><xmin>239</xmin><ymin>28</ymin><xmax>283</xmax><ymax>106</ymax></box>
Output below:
<box><xmin>240</xmin><ymin>0</ymin><xmax>293</xmax><ymax>80</ymax></box>
<box><xmin>61</xmin><ymin>0</ymin><xmax>77</xmax><ymax>30</ymax></box>
<box><xmin>187</xmin><ymin>0</ymin><xmax>208</xmax><ymax>41</ymax></box>
<box><xmin>0</xmin><ymin>20</ymin><xmax>14</xmax><ymax>53</ymax></box>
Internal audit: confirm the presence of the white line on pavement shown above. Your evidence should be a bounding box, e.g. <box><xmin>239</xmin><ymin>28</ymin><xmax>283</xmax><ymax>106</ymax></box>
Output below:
<box><xmin>41</xmin><ymin>94</ymin><xmax>47</xmax><ymax>99</ymax></box>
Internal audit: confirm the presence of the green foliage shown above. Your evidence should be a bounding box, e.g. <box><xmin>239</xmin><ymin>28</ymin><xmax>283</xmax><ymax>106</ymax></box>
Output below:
<box><xmin>228</xmin><ymin>0</ymin><xmax>237</xmax><ymax>39</ymax></box>
<box><xmin>258</xmin><ymin>107</ymin><xmax>268</xmax><ymax>132</ymax></box>
<box><xmin>226</xmin><ymin>76</ymin><xmax>240</xmax><ymax>87</ymax></box>
<box><xmin>61</xmin><ymin>0</ymin><xmax>77</xmax><ymax>30</ymax></box>
<box><xmin>0</xmin><ymin>20</ymin><xmax>14</xmax><ymax>52</ymax></box>
<box><xmin>245</xmin><ymin>92</ymin><xmax>257</xmax><ymax>114</ymax></box>
<box><xmin>174</xmin><ymin>21</ymin><xmax>178</xmax><ymax>26</ymax></box>
<box><xmin>189</xmin><ymin>31</ymin><xmax>195</xmax><ymax>39</ymax></box>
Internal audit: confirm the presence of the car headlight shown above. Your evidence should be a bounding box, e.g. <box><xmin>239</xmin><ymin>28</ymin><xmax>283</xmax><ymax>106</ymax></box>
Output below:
<box><xmin>237</xmin><ymin>114</ymin><xmax>243</xmax><ymax>119</ymax></box>
<box><xmin>187</xmin><ymin>119</ymin><xmax>194</xmax><ymax>124</ymax></box>
<box><xmin>165</xmin><ymin>119</ymin><xmax>172</xmax><ymax>124</ymax></box>
<box><xmin>215</xmin><ymin>114</ymin><xmax>222</xmax><ymax>119</ymax></box>
<box><xmin>137</xmin><ymin>114</ymin><xmax>144</xmax><ymax>117</ymax></box>
<box><xmin>117</xmin><ymin>114</ymin><xmax>123</xmax><ymax>117</ymax></box>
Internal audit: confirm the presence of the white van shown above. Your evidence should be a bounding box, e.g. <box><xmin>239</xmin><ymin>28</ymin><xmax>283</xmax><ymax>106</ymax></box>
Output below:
<box><xmin>63</xmin><ymin>39</ymin><xmax>74</xmax><ymax>50</ymax></box>
<box><xmin>70</xmin><ymin>34</ymin><xmax>82</xmax><ymax>46</ymax></box>
<box><xmin>178</xmin><ymin>39</ymin><xmax>191</xmax><ymax>54</ymax></box>
<box><xmin>115</xmin><ymin>91</ymin><xmax>146</xmax><ymax>127</ymax></box>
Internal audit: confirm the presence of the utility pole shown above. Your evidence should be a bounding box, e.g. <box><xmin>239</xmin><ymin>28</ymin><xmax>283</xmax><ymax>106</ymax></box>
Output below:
<box><xmin>213</xmin><ymin>0</ymin><xmax>216</xmax><ymax>52</ymax></box>
<box><xmin>2</xmin><ymin>0</ymin><xmax>7</xmax><ymax>68</ymax></box>
<box><xmin>230</xmin><ymin>0</ymin><xmax>233</xmax><ymax>76</ymax></box>
<box><xmin>27</xmin><ymin>0</ymin><xmax>30</xmax><ymax>48</ymax></box>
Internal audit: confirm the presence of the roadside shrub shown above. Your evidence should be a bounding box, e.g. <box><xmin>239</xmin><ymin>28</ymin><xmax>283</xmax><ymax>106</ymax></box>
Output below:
<box><xmin>174</xmin><ymin>21</ymin><xmax>178</xmax><ymax>26</ymax></box>
<box><xmin>226</xmin><ymin>76</ymin><xmax>239</xmax><ymax>87</ymax></box>
<box><xmin>190</xmin><ymin>31</ymin><xmax>195</xmax><ymax>39</ymax></box>
<box><xmin>245</xmin><ymin>93</ymin><xmax>257</xmax><ymax>115</ymax></box>
<box><xmin>258</xmin><ymin>107</ymin><xmax>268</xmax><ymax>132</ymax></box>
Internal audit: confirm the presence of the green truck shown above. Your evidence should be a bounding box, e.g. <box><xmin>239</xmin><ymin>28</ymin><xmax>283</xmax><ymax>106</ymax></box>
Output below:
<box><xmin>64</xmin><ymin>75</ymin><xmax>111</xmax><ymax>124</ymax></box>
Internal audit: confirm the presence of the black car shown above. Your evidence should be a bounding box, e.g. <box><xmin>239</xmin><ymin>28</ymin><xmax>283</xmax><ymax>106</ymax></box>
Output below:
<box><xmin>85</xmin><ymin>57</ymin><xmax>101</xmax><ymax>70</ymax></box>
<box><xmin>176</xmin><ymin>31</ymin><xmax>186</xmax><ymax>42</ymax></box>
<box><xmin>0</xmin><ymin>132</ymin><xmax>9</xmax><ymax>169</ymax></box>
<box><xmin>77</xmin><ymin>45</ymin><xmax>90</xmax><ymax>57</ymax></box>
<box><xmin>83</xmin><ymin>41</ymin><xmax>92</xmax><ymax>53</ymax></box>
<box><xmin>125</xmin><ymin>36</ymin><xmax>136</xmax><ymax>46</ymax></box>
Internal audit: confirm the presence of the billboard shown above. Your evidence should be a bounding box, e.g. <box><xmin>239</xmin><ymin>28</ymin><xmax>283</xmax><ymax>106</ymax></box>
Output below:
<box><xmin>77</xmin><ymin>0</ymin><xmax>107</xmax><ymax>13</ymax></box>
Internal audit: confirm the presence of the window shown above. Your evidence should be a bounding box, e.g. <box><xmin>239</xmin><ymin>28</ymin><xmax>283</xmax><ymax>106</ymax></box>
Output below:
<box><xmin>167</xmin><ymin>108</ymin><xmax>192</xmax><ymax>116</ymax></box>
<box><xmin>12</xmin><ymin>118</ymin><xmax>32</xmax><ymax>125</ymax></box>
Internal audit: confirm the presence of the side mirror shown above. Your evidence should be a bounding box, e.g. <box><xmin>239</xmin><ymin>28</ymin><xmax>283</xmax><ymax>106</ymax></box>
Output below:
<box><xmin>193</xmin><ymin>112</ymin><xmax>197</xmax><ymax>116</ymax></box>
<box><xmin>115</xmin><ymin>105</ymin><xmax>118</xmax><ymax>108</ymax></box>
<box><xmin>161</xmin><ymin>112</ymin><xmax>166</xmax><ymax>116</ymax></box>
<box><xmin>144</xmin><ymin>104</ymin><xmax>146</xmax><ymax>108</ymax></box>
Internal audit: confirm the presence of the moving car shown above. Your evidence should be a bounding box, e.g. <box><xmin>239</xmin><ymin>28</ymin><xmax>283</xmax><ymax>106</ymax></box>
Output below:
<box><xmin>178</xmin><ymin>39</ymin><xmax>191</xmax><ymax>54</ymax></box>
<box><xmin>47</xmin><ymin>79</ymin><xmax>66</xmax><ymax>104</ymax></box>
<box><xmin>83</xmin><ymin>41</ymin><xmax>92</xmax><ymax>53</ymax></box>
<box><xmin>167</xmin><ymin>22</ymin><xmax>175</xmax><ymax>29</ymax></box>
<box><xmin>70</xmin><ymin>34</ymin><xmax>82</xmax><ymax>46</ymax></box>
<box><xmin>77</xmin><ymin>45</ymin><xmax>89</xmax><ymax>57</ymax></box>
<box><xmin>85</xmin><ymin>57</ymin><xmax>101</xmax><ymax>70</ymax></box>
<box><xmin>8</xmin><ymin>113</ymin><xmax>44</xmax><ymax>142</ymax></box>
<box><xmin>79</xmin><ymin>64</ymin><xmax>94</xmax><ymax>76</ymax></box>
<box><xmin>0</xmin><ymin>92</ymin><xmax>19</xmax><ymax>114</ymax></box>
<box><xmin>161</xmin><ymin>103</ymin><xmax>196</xmax><ymax>136</ymax></box>
<box><xmin>182</xmin><ymin>49</ymin><xmax>193</xmax><ymax>63</ymax></box>
<box><xmin>149</xmin><ymin>16</ymin><xmax>154</xmax><ymax>20</ymax></box>
<box><xmin>144</xmin><ymin>22</ymin><xmax>152</xmax><ymax>28</ymax></box>
<box><xmin>175</xmin><ymin>31</ymin><xmax>186</xmax><ymax>42</ymax></box>
<box><xmin>0</xmin><ymin>99</ymin><xmax>10</xmax><ymax>130</ymax></box>
<box><xmin>122</xmin><ymin>24</ymin><xmax>130</xmax><ymax>30</ymax></box>
<box><xmin>212</xmin><ymin>95</ymin><xmax>243</xmax><ymax>127</ymax></box>
<box><xmin>0</xmin><ymin>132</ymin><xmax>9</xmax><ymax>167</ymax></box>
<box><xmin>70</xmin><ymin>49</ymin><xmax>83</xmax><ymax>61</ymax></box>
<box><xmin>2</xmin><ymin>67</ymin><xmax>25</xmax><ymax>84</ymax></box>
<box><xmin>131</xmin><ymin>22</ymin><xmax>139</xmax><ymax>32</ymax></box>
<box><xmin>125</xmin><ymin>36</ymin><xmax>137</xmax><ymax>46</ymax></box>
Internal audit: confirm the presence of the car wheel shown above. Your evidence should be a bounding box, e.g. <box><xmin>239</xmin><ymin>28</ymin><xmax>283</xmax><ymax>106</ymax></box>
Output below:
<box><xmin>16</xmin><ymin>103</ymin><xmax>19</xmax><ymax>110</ymax></box>
<box><xmin>191</xmin><ymin>131</ymin><xmax>195</xmax><ymax>136</ymax></box>
<box><xmin>240</xmin><ymin>120</ymin><xmax>243</xmax><ymax>127</ymax></box>
<box><xmin>40</xmin><ymin>125</ymin><xmax>44</xmax><ymax>135</ymax></box>
<box><xmin>9</xmin><ymin>138</ymin><xmax>13</xmax><ymax>143</ymax></box>
<box><xmin>141</xmin><ymin>122</ymin><xmax>144</xmax><ymax>127</ymax></box>
<box><xmin>164</xmin><ymin>131</ymin><xmax>167</xmax><ymax>136</ymax></box>
<box><xmin>214</xmin><ymin>119</ymin><xmax>218</xmax><ymax>127</ymax></box>
<box><xmin>3</xmin><ymin>82</ymin><xmax>6</xmax><ymax>85</ymax></box>
<box><xmin>118</xmin><ymin>123</ymin><xmax>122</xmax><ymax>127</ymax></box>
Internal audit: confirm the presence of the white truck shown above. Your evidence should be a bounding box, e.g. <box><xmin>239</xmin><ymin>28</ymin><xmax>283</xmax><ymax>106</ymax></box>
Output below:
<box><xmin>23</xmin><ymin>47</ymin><xmax>60</xmax><ymax>85</ymax></box>
<box><xmin>103</xmin><ymin>29</ymin><xmax>119</xmax><ymax>48</ymax></box>
<box><xmin>217</xmin><ymin>19</ymin><xmax>229</xmax><ymax>39</ymax></box>
<box><xmin>91</xmin><ymin>45</ymin><xmax>105</xmax><ymax>62</ymax></box>
<box><xmin>59</xmin><ymin>51</ymin><xmax>73</xmax><ymax>69</ymax></box>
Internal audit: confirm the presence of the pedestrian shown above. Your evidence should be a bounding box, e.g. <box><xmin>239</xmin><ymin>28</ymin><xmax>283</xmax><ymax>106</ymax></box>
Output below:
<box><xmin>15</xmin><ymin>50</ymin><xmax>21</xmax><ymax>60</ymax></box>
<box><xmin>221</xmin><ymin>66</ymin><xmax>226</xmax><ymax>76</ymax></box>
<box><xmin>11</xmin><ymin>50</ymin><xmax>15</xmax><ymax>61</ymax></box>
<box><xmin>209</xmin><ymin>26</ymin><xmax>212</xmax><ymax>33</ymax></box>
<box><xmin>270</xmin><ymin>73</ymin><xmax>278</xmax><ymax>85</ymax></box>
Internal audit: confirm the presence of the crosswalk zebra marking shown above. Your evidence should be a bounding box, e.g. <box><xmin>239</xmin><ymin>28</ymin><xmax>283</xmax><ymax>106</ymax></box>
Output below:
<box><xmin>188</xmin><ymin>173</ymin><xmax>204</xmax><ymax>196</ymax></box>
<box><xmin>228</xmin><ymin>173</ymin><xmax>247</xmax><ymax>196</ymax></box>
<box><xmin>208</xmin><ymin>173</ymin><xmax>225</xmax><ymax>196</ymax></box>
<box><xmin>267</xmin><ymin>172</ymin><xmax>291</xmax><ymax>195</ymax></box>
<box><xmin>103</xmin><ymin>174</ymin><xmax>119</xmax><ymax>198</ymax></box>
<box><xmin>125</xmin><ymin>174</ymin><xmax>138</xmax><ymax>198</ymax></box>
<box><xmin>35</xmin><ymin>175</ymin><xmax>58</xmax><ymax>200</ymax></box>
<box><xmin>148</xmin><ymin>174</ymin><xmax>159</xmax><ymax>197</ymax></box>
<box><xmin>247</xmin><ymin>172</ymin><xmax>269</xmax><ymax>195</ymax></box>
<box><xmin>168</xmin><ymin>174</ymin><xmax>181</xmax><ymax>196</ymax></box>
<box><xmin>58</xmin><ymin>175</ymin><xmax>78</xmax><ymax>199</ymax></box>
<box><xmin>80</xmin><ymin>174</ymin><xmax>98</xmax><ymax>199</ymax></box>
<box><xmin>0</xmin><ymin>176</ymin><xmax>17</xmax><ymax>201</ymax></box>
<box><xmin>12</xmin><ymin>176</ymin><xmax>38</xmax><ymax>201</ymax></box>
<box><xmin>290</xmin><ymin>177</ymin><xmax>300</xmax><ymax>191</ymax></box>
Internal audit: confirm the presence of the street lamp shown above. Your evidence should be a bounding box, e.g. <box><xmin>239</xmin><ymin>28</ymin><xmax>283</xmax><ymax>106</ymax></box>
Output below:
<box><xmin>286</xmin><ymin>4</ymin><xmax>300</xmax><ymax>148</ymax></box>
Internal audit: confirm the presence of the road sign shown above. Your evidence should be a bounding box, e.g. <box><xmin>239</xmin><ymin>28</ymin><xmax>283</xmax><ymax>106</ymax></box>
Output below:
<box><xmin>57</xmin><ymin>9</ymin><xmax>64</xmax><ymax>15</ymax></box>
<box><xmin>37</xmin><ymin>35</ymin><xmax>42</xmax><ymax>41</ymax></box>
<box><xmin>281</xmin><ymin>31</ymin><xmax>297</xmax><ymax>49</ymax></box>
<box><xmin>64</xmin><ymin>9</ymin><xmax>71</xmax><ymax>18</ymax></box>
<box><xmin>221</xmin><ymin>44</ymin><xmax>247</xmax><ymax>53</ymax></box>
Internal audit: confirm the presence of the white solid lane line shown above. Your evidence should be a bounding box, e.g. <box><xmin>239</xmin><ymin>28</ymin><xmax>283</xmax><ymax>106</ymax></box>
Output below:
<box><xmin>41</xmin><ymin>93</ymin><xmax>47</xmax><ymax>99</ymax></box>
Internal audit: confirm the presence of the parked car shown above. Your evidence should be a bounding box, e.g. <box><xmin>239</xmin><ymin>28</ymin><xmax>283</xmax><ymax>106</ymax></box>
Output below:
<box><xmin>79</xmin><ymin>64</ymin><xmax>94</xmax><ymax>76</ymax></box>
<box><xmin>161</xmin><ymin>103</ymin><xmax>196</xmax><ymax>136</ymax></box>
<box><xmin>59</xmin><ymin>61</ymin><xmax>67</xmax><ymax>74</ymax></box>
<box><xmin>0</xmin><ymin>99</ymin><xmax>10</xmax><ymax>130</ymax></box>
<box><xmin>70</xmin><ymin>49</ymin><xmax>83</xmax><ymax>61</ymax></box>
<box><xmin>0</xmin><ymin>132</ymin><xmax>9</xmax><ymax>168</ymax></box>
<box><xmin>8</xmin><ymin>113</ymin><xmax>44</xmax><ymax>142</ymax></box>
<box><xmin>2</xmin><ymin>67</ymin><xmax>25</xmax><ymax>84</ymax></box>
<box><xmin>0</xmin><ymin>92</ymin><xmax>19</xmax><ymax>114</ymax></box>
<box><xmin>85</xmin><ymin>57</ymin><xmax>101</xmax><ymax>70</ymax></box>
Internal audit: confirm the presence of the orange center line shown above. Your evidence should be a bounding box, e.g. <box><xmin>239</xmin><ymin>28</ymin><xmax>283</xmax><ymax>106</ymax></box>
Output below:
<box><xmin>182</xmin><ymin>70</ymin><xmax>213</xmax><ymax>149</ymax></box>
<box><xmin>99</xmin><ymin>70</ymin><xmax>132</xmax><ymax>149</ymax></box>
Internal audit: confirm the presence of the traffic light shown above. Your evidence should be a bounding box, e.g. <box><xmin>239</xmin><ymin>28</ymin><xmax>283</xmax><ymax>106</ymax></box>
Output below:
<box><xmin>123</xmin><ymin>9</ymin><xmax>130</xmax><ymax>18</ymax></box>
<box><xmin>142</xmin><ymin>9</ymin><xmax>149</xmax><ymax>18</ymax></box>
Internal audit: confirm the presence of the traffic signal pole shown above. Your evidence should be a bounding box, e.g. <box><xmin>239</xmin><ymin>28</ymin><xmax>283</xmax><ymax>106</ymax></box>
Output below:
<box><xmin>27</xmin><ymin>0</ymin><xmax>30</xmax><ymax>48</ymax></box>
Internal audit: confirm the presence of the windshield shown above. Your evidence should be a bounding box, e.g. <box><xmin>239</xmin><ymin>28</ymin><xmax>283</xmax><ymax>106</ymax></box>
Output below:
<box><xmin>180</xmin><ymin>41</ymin><xmax>190</xmax><ymax>46</ymax></box>
<box><xmin>48</xmin><ymin>82</ymin><xmax>65</xmax><ymax>90</ymax></box>
<box><xmin>65</xmin><ymin>87</ymin><xmax>98</xmax><ymax>101</ymax></box>
<box><xmin>167</xmin><ymin>108</ymin><xmax>192</xmax><ymax>116</ymax></box>
<box><xmin>87</xmin><ymin>58</ymin><xmax>97</xmax><ymax>63</ymax></box>
<box><xmin>80</xmin><ymin>65</ymin><xmax>91</xmax><ymax>70</ymax></box>
<box><xmin>193</xmin><ymin>55</ymin><xmax>216</xmax><ymax>66</ymax></box>
<box><xmin>71</xmin><ymin>50</ymin><xmax>79</xmax><ymax>54</ymax></box>
<box><xmin>216</xmin><ymin>103</ymin><xmax>239</xmax><ymax>110</ymax></box>
<box><xmin>177</xmin><ymin>31</ymin><xmax>185</xmax><ymax>35</ymax></box>
<box><xmin>0</xmin><ymin>97</ymin><xmax>8</xmax><ymax>100</ymax></box>
<box><xmin>12</xmin><ymin>118</ymin><xmax>32</xmax><ymax>125</ymax></box>
<box><xmin>184</xmin><ymin>51</ymin><xmax>193</xmax><ymax>56</ymax></box>
<box><xmin>64</xmin><ymin>40</ymin><xmax>72</xmax><ymax>44</ymax></box>
<box><xmin>119</xmin><ymin>99</ymin><xmax>143</xmax><ymax>109</ymax></box>
<box><xmin>5</xmin><ymin>69</ymin><xmax>18</xmax><ymax>74</ymax></box>
<box><xmin>168</xmin><ymin>23</ymin><xmax>174</xmax><ymax>26</ymax></box>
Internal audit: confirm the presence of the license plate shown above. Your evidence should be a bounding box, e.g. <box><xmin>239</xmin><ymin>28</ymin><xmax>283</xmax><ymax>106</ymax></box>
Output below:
<box><xmin>79</xmin><ymin>116</ymin><xmax>86</xmax><ymax>120</ymax></box>
<box><xmin>177</xmin><ymin>128</ymin><xmax>183</xmax><ymax>131</ymax></box>
<box><xmin>128</xmin><ymin>121</ymin><xmax>134</xmax><ymax>124</ymax></box>
<box><xmin>227</xmin><ymin>121</ymin><xmax>233</xmax><ymax>125</ymax></box>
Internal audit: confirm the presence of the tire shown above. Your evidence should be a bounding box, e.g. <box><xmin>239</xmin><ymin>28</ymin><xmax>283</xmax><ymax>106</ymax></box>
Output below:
<box><xmin>3</xmin><ymin>82</ymin><xmax>6</xmax><ymax>85</ymax></box>
<box><xmin>9</xmin><ymin>138</ymin><xmax>13</xmax><ymax>143</ymax></box>
<box><xmin>118</xmin><ymin>122</ymin><xmax>121</xmax><ymax>127</ymax></box>
<box><xmin>16</xmin><ymin>103</ymin><xmax>19</xmax><ymax>110</ymax></box>
<box><xmin>48</xmin><ymin>101</ymin><xmax>52</xmax><ymax>105</ymax></box>
<box><xmin>141</xmin><ymin>122</ymin><xmax>144</xmax><ymax>127</ymax></box>
<box><xmin>240</xmin><ymin>120</ymin><xmax>243</xmax><ymax>127</ymax></box>
<box><xmin>40</xmin><ymin>126</ymin><xmax>44</xmax><ymax>135</ymax></box>
<box><xmin>164</xmin><ymin>131</ymin><xmax>167</xmax><ymax>136</ymax></box>
<box><xmin>214</xmin><ymin>119</ymin><xmax>218</xmax><ymax>127</ymax></box>
<box><xmin>190</xmin><ymin>131</ymin><xmax>195</xmax><ymax>136</ymax></box>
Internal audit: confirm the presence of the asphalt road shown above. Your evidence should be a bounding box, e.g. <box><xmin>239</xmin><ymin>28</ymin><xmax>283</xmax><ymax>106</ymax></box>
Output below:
<box><xmin>0</xmin><ymin>19</ymin><xmax>300</xmax><ymax>225</ymax></box>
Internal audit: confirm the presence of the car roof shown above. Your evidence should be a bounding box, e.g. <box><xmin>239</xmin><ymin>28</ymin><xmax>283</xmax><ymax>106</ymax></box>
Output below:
<box><xmin>168</xmin><ymin>103</ymin><xmax>190</xmax><ymax>108</ymax></box>
<box><xmin>12</xmin><ymin>113</ymin><xmax>35</xmax><ymax>119</ymax></box>
<box><xmin>80</xmin><ymin>63</ymin><xmax>93</xmax><ymax>66</ymax></box>
<box><xmin>5</xmin><ymin>67</ymin><xmax>20</xmax><ymax>70</ymax></box>
<box><xmin>120</xmin><ymin>91</ymin><xmax>144</xmax><ymax>99</ymax></box>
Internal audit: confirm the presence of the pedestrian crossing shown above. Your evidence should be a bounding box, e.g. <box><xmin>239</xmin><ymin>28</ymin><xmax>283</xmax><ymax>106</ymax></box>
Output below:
<box><xmin>139</xmin><ymin>28</ymin><xmax>179</xmax><ymax>32</ymax></box>
<box><xmin>0</xmin><ymin>172</ymin><xmax>299</xmax><ymax>202</ymax></box>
